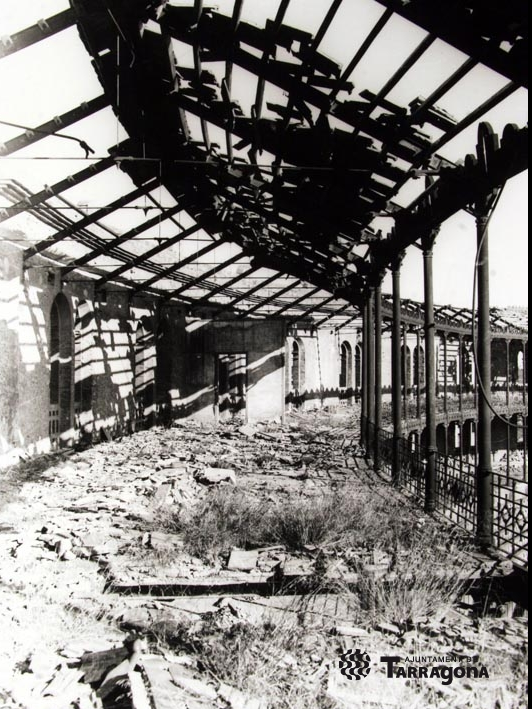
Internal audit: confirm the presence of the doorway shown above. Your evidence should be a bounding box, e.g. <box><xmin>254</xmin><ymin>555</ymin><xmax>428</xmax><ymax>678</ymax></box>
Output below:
<box><xmin>215</xmin><ymin>353</ymin><xmax>247</xmax><ymax>422</ymax></box>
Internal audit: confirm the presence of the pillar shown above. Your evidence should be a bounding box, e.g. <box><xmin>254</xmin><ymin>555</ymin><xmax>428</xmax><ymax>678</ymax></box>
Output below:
<box><xmin>506</xmin><ymin>339</ymin><xmax>510</xmax><ymax>407</ymax></box>
<box><xmin>361</xmin><ymin>302</ymin><xmax>368</xmax><ymax>448</ymax></box>
<box><xmin>374</xmin><ymin>284</ymin><xmax>383</xmax><ymax>471</ymax></box>
<box><xmin>402</xmin><ymin>323</ymin><xmax>408</xmax><ymax>420</ymax></box>
<box><xmin>416</xmin><ymin>328</ymin><xmax>421</xmax><ymax>419</ymax></box>
<box><xmin>366</xmin><ymin>294</ymin><xmax>375</xmax><ymax>455</ymax></box>
<box><xmin>422</xmin><ymin>230</ymin><xmax>438</xmax><ymax>512</ymax></box>
<box><xmin>476</xmin><ymin>200</ymin><xmax>493</xmax><ymax>548</ymax></box>
<box><xmin>458</xmin><ymin>334</ymin><xmax>463</xmax><ymax>412</ymax></box>
<box><xmin>443</xmin><ymin>332</ymin><xmax>448</xmax><ymax>414</ymax></box>
<box><xmin>391</xmin><ymin>259</ymin><xmax>403</xmax><ymax>484</ymax></box>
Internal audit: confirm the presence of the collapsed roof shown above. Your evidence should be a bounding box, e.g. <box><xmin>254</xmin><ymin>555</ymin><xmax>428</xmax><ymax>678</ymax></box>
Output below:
<box><xmin>0</xmin><ymin>0</ymin><xmax>528</xmax><ymax>324</ymax></box>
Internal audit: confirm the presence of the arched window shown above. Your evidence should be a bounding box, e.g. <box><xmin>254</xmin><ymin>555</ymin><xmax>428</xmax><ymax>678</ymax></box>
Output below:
<box><xmin>401</xmin><ymin>345</ymin><xmax>412</xmax><ymax>392</ymax></box>
<box><xmin>355</xmin><ymin>344</ymin><xmax>362</xmax><ymax>389</ymax></box>
<box><xmin>339</xmin><ymin>341</ymin><xmax>352</xmax><ymax>389</ymax></box>
<box><xmin>49</xmin><ymin>293</ymin><xmax>73</xmax><ymax>447</ymax></box>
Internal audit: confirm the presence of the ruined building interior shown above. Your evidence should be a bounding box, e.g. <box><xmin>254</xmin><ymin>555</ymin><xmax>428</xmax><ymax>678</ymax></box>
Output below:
<box><xmin>0</xmin><ymin>0</ymin><xmax>528</xmax><ymax>708</ymax></box>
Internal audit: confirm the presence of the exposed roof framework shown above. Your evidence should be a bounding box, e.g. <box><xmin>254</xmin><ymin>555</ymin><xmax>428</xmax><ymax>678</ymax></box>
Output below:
<box><xmin>0</xmin><ymin>0</ymin><xmax>528</xmax><ymax>324</ymax></box>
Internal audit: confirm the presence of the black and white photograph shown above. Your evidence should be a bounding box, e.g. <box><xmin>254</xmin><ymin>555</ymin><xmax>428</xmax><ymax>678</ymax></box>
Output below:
<box><xmin>0</xmin><ymin>1</ymin><xmax>528</xmax><ymax>708</ymax></box>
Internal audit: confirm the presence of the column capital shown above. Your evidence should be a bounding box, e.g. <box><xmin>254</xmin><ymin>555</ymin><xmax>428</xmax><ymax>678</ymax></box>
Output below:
<box><xmin>390</xmin><ymin>250</ymin><xmax>406</xmax><ymax>272</ymax></box>
<box><xmin>421</xmin><ymin>227</ymin><xmax>440</xmax><ymax>253</ymax></box>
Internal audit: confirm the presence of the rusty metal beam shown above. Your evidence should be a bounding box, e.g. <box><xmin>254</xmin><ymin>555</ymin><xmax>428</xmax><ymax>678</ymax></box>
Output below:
<box><xmin>161</xmin><ymin>252</ymin><xmax>244</xmax><ymax>300</ymax></box>
<box><xmin>270</xmin><ymin>286</ymin><xmax>322</xmax><ymax>316</ymax></box>
<box><xmin>236</xmin><ymin>279</ymin><xmax>302</xmax><ymax>318</ymax></box>
<box><xmin>24</xmin><ymin>179</ymin><xmax>159</xmax><ymax>261</ymax></box>
<box><xmin>0</xmin><ymin>95</ymin><xmax>108</xmax><ymax>156</ymax></box>
<box><xmin>61</xmin><ymin>201</ymin><xmax>186</xmax><ymax>275</ymax></box>
<box><xmin>131</xmin><ymin>236</ymin><xmax>226</xmax><ymax>292</ymax></box>
<box><xmin>0</xmin><ymin>9</ymin><xmax>76</xmax><ymax>59</ymax></box>
<box><xmin>94</xmin><ymin>223</ymin><xmax>203</xmax><ymax>289</ymax></box>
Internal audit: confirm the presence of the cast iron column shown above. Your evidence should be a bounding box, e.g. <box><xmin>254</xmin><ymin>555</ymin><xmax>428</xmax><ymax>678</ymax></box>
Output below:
<box><xmin>416</xmin><ymin>328</ymin><xmax>422</xmax><ymax>419</ymax></box>
<box><xmin>392</xmin><ymin>259</ymin><xmax>403</xmax><ymax>484</ymax></box>
<box><xmin>476</xmin><ymin>201</ymin><xmax>493</xmax><ymax>548</ymax></box>
<box><xmin>361</xmin><ymin>303</ymin><xmax>368</xmax><ymax>449</ymax></box>
<box><xmin>443</xmin><ymin>332</ymin><xmax>448</xmax><ymax>414</ymax></box>
<box><xmin>422</xmin><ymin>230</ymin><xmax>438</xmax><ymax>512</ymax></box>
<box><xmin>374</xmin><ymin>284</ymin><xmax>383</xmax><ymax>471</ymax></box>
<box><xmin>458</xmin><ymin>335</ymin><xmax>463</xmax><ymax>412</ymax></box>
<box><xmin>367</xmin><ymin>293</ymin><xmax>375</xmax><ymax>457</ymax></box>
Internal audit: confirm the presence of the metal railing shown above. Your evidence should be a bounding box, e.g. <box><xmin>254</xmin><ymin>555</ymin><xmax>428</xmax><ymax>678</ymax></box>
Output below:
<box><xmin>371</xmin><ymin>427</ymin><xmax>528</xmax><ymax>569</ymax></box>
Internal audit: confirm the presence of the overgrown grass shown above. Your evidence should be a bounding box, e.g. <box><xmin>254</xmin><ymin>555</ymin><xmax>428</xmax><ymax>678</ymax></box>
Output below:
<box><xmin>160</xmin><ymin>616</ymin><xmax>336</xmax><ymax>708</ymax></box>
<box><xmin>353</xmin><ymin>526</ymin><xmax>474</xmax><ymax>627</ymax></box>
<box><xmin>154</xmin><ymin>486</ymin><xmax>374</xmax><ymax>561</ymax></box>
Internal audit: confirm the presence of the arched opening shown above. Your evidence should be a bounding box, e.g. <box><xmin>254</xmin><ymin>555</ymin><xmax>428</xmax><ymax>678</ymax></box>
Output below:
<box><xmin>413</xmin><ymin>344</ymin><xmax>425</xmax><ymax>388</ymax></box>
<box><xmin>436</xmin><ymin>423</ymin><xmax>447</xmax><ymax>455</ymax></box>
<box><xmin>73</xmin><ymin>300</ymin><xmax>94</xmax><ymax>444</ymax></box>
<box><xmin>49</xmin><ymin>293</ymin><xmax>73</xmax><ymax>448</ymax></box>
<box><xmin>401</xmin><ymin>344</ymin><xmax>412</xmax><ymax>394</ymax></box>
<box><xmin>354</xmin><ymin>344</ymin><xmax>362</xmax><ymax>391</ymax></box>
<box><xmin>286</xmin><ymin>338</ymin><xmax>306</xmax><ymax>409</ymax></box>
<box><xmin>461</xmin><ymin>343</ymin><xmax>473</xmax><ymax>393</ymax></box>
<box><xmin>339</xmin><ymin>340</ymin><xmax>352</xmax><ymax>389</ymax></box>
<box><xmin>133</xmin><ymin>317</ymin><xmax>156</xmax><ymax>429</ymax></box>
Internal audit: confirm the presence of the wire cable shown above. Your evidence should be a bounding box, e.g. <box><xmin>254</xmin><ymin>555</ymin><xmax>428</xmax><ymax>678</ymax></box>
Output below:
<box><xmin>0</xmin><ymin>119</ymin><xmax>95</xmax><ymax>157</ymax></box>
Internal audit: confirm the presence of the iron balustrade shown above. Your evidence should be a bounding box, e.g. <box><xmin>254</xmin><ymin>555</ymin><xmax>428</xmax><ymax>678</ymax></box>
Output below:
<box><xmin>373</xmin><ymin>426</ymin><xmax>528</xmax><ymax>568</ymax></box>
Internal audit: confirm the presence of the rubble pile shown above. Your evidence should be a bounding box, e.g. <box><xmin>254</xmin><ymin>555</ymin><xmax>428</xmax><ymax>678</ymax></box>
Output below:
<box><xmin>0</xmin><ymin>409</ymin><xmax>528</xmax><ymax>709</ymax></box>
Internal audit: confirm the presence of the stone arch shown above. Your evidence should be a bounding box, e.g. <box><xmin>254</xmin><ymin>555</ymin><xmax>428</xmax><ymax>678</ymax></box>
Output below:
<box><xmin>49</xmin><ymin>293</ymin><xmax>73</xmax><ymax>448</ymax></box>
